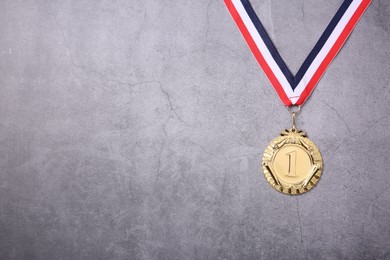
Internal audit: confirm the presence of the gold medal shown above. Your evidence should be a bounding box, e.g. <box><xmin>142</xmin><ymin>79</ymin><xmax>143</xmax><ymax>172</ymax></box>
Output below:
<box><xmin>223</xmin><ymin>0</ymin><xmax>371</xmax><ymax>195</ymax></box>
<box><xmin>262</xmin><ymin>111</ymin><xmax>323</xmax><ymax>195</ymax></box>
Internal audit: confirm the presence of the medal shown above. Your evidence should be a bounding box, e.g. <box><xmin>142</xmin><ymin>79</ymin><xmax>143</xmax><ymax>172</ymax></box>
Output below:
<box><xmin>262</xmin><ymin>110</ymin><xmax>323</xmax><ymax>194</ymax></box>
<box><xmin>224</xmin><ymin>0</ymin><xmax>371</xmax><ymax>194</ymax></box>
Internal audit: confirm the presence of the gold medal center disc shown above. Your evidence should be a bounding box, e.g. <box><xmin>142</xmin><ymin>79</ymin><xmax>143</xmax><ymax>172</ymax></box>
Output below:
<box><xmin>262</xmin><ymin>128</ymin><xmax>323</xmax><ymax>195</ymax></box>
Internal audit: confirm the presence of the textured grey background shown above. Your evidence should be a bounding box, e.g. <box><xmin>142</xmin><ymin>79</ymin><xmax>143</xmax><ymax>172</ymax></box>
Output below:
<box><xmin>0</xmin><ymin>0</ymin><xmax>389</xmax><ymax>259</ymax></box>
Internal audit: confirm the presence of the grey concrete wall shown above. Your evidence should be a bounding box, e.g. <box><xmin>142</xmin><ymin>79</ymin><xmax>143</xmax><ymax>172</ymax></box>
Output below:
<box><xmin>0</xmin><ymin>0</ymin><xmax>389</xmax><ymax>259</ymax></box>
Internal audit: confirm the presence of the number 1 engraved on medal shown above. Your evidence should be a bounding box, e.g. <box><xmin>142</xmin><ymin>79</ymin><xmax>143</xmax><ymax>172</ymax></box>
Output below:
<box><xmin>286</xmin><ymin>150</ymin><xmax>297</xmax><ymax>177</ymax></box>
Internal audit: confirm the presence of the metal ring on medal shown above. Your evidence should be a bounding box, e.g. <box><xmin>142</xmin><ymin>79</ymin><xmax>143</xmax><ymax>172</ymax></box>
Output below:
<box><xmin>262</xmin><ymin>128</ymin><xmax>323</xmax><ymax>195</ymax></box>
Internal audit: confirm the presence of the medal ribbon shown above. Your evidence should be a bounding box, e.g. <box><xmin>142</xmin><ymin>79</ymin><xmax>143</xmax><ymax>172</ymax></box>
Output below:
<box><xmin>224</xmin><ymin>0</ymin><xmax>371</xmax><ymax>106</ymax></box>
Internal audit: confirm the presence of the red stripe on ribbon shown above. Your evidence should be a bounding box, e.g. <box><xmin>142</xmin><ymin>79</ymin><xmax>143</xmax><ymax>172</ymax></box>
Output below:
<box><xmin>224</xmin><ymin>0</ymin><xmax>292</xmax><ymax>106</ymax></box>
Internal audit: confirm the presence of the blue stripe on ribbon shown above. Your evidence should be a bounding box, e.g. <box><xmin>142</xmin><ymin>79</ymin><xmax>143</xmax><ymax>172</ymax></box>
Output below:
<box><xmin>240</xmin><ymin>0</ymin><xmax>353</xmax><ymax>91</ymax></box>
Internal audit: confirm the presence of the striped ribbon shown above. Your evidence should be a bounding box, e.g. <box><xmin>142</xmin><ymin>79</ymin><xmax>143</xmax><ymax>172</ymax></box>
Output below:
<box><xmin>224</xmin><ymin>0</ymin><xmax>371</xmax><ymax>106</ymax></box>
